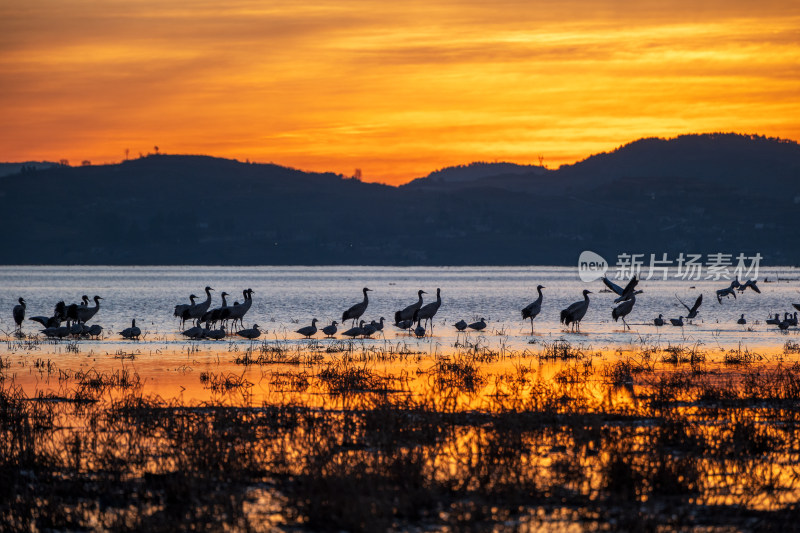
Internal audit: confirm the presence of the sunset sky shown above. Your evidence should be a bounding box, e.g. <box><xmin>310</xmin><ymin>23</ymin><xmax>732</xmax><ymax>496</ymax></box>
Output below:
<box><xmin>2</xmin><ymin>0</ymin><xmax>799</xmax><ymax>184</ymax></box>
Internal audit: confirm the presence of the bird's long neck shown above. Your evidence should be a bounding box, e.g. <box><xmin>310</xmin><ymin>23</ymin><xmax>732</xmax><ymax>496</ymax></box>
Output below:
<box><xmin>363</xmin><ymin>290</ymin><xmax>369</xmax><ymax>304</ymax></box>
<box><xmin>203</xmin><ymin>289</ymin><xmax>212</xmax><ymax>305</ymax></box>
<box><xmin>221</xmin><ymin>294</ymin><xmax>228</xmax><ymax>306</ymax></box>
<box><xmin>417</xmin><ymin>292</ymin><xmax>424</xmax><ymax>304</ymax></box>
<box><xmin>435</xmin><ymin>290</ymin><xmax>441</xmax><ymax>305</ymax></box>
<box><xmin>92</xmin><ymin>297</ymin><xmax>100</xmax><ymax>310</ymax></box>
<box><xmin>535</xmin><ymin>287</ymin><xmax>543</xmax><ymax>304</ymax></box>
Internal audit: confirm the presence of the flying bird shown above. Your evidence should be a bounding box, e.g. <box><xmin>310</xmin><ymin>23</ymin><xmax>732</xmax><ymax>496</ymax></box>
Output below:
<box><xmin>716</xmin><ymin>280</ymin><xmax>740</xmax><ymax>303</ymax></box>
<box><xmin>602</xmin><ymin>276</ymin><xmax>638</xmax><ymax>303</ymax></box>
<box><xmin>676</xmin><ymin>294</ymin><xmax>702</xmax><ymax>321</ymax></box>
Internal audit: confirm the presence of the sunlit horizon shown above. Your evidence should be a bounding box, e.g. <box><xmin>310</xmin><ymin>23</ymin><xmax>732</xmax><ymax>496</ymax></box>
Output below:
<box><xmin>2</xmin><ymin>0</ymin><xmax>799</xmax><ymax>184</ymax></box>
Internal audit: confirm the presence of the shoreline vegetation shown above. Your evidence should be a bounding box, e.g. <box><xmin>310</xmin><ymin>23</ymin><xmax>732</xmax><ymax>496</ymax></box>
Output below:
<box><xmin>3</xmin><ymin>334</ymin><xmax>800</xmax><ymax>530</ymax></box>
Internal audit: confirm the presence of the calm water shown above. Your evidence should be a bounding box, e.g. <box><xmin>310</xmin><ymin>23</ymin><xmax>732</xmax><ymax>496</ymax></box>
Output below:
<box><xmin>2</xmin><ymin>265</ymin><xmax>799</xmax><ymax>350</ymax></box>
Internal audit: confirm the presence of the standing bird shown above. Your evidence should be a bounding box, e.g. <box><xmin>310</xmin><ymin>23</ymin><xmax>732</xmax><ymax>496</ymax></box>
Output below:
<box><xmin>786</xmin><ymin>312</ymin><xmax>798</xmax><ymax>327</ymax></box>
<box><xmin>395</xmin><ymin>290</ymin><xmax>425</xmax><ymax>325</ymax></box>
<box><xmin>362</xmin><ymin>321</ymin><xmax>377</xmax><ymax>337</ymax></box>
<box><xmin>560</xmin><ymin>290</ymin><xmax>592</xmax><ymax>332</ymax></box>
<box><xmin>12</xmin><ymin>297</ymin><xmax>26</xmax><ymax>333</ymax></box>
<box><xmin>468</xmin><ymin>318</ymin><xmax>487</xmax><ymax>331</ymax></box>
<box><xmin>670</xmin><ymin>316</ymin><xmax>684</xmax><ymax>327</ymax></box>
<box><xmin>716</xmin><ymin>280</ymin><xmax>740</xmax><ymax>303</ymax></box>
<box><xmin>226</xmin><ymin>289</ymin><xmax>254</xmax><ymax>330</ymax></box>
<box><xmin>454</xmin><ymin>320</ymin><xmax>468</xmax><ymax>331</ymax></box>
<box><xmin>521</xmin><ymin>285</ymin><xmax>545</xmax><ymax>334</ymax></box>
<box><xmin>602</xmin><ymin>276</ymin><xmax>639</xmax><ymax>303</ymax></box>
<box><xmin>342</xmin><ymin>288</ymin><xmax>371</xmax><ymax>325</ymax></box>
<box><xmin>369</xmin><ymin>317</ymin><xmax>385</xmax><ymax>332</ymax></box>
<box><xmin>76</xmin><ymin>295</ymin><xmax>102</xmax><ymax>324</ymax></box>
<box><xmin>737</xmin><ymin>314</ymin><xmax>747</xmax><ymax>325</ymax></box>
<box><xmin>676</xmin><ymin>294</ymin><xmax>703</xmax><ymax>322</ymax></box>
<box><xmin>394</xmin><ymin>319</ymin><xmax>414</xmax><ymax>331</ymax></box>
<box><xmin>237</xmin><ymin>324</ymin><xmax>262</xmax><ymax>340</ymax></box>
<box><xmin>87</xmin><ymin>324</ymin><xmax>103</xmax><ymax>339</ymax></box>
<box><xmin>185</xmin><ymin>286</ymin><xmax>214</xmax><ymax>325</ymax></box>
<box><xmin>414</xmin><ymin>288</ymin><xmax>442</xmax><ymax>332</ymax></box>
<box><xmin>611</xmin><ymin>293</ymin><xmax>638</xmax><ymax>330</ymax></box>
<box><xmin>653</xmin><ymin>314</ymin><xmax>664</xmax><ymax>327</ymax></box>
<box><xmin>322</xmin><ymin>321</ymin><xmax>338</xmax><ymax>338</ymax></box>
<box><xmin>119</xmin><ymin>319</ymin><xmax>141</xmax><ymax>340</ymax></box>
<box><xmin>414</xmin><ymin>323</ymin><xmax>426</xmax><ymax>338</ymax></box>
<box><xmin>342</xmin><ymin>320</ymin><xmax>365</xmax><ymax>338</ymax></box>
<box><xmin>206</xmin><ymin>325</ymin><xmax>226</xmax><ymax>340</ymax></box>
<box><xmin>174</xmin><ymin>294</ymin><xmax>198</xmax><ymax>328</ymax></box>
<box><xmin>296</xmin><ymin>318</ymin><xmax>319</xmax><ymax>339</ymax></box>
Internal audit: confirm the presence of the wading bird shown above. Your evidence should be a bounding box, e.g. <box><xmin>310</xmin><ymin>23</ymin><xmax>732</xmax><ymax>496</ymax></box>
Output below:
<box><xmin>414</xmin><ymin>288</ymin><xmax>441</xmax><ymax>332</ymax></box>
<box><xmin>119</xmin><ymin>319</ymin><xmax>141</xmax><ymax>340</ymax></box>
<box><xmin>414</xmin><ymin>322</ymin><xmax>426</xmax><ymax>337</ymax></box>
<box><xmin>12</xmin><ymin>297</ymin><xmax>26</xmax><ymax>333</ymax></box>
<box><xmin>226</xmin><ymin>289</ymin><xmax>254</xmax><ymax>330</ymax></box>
<box><xmin>454</xmin><ymin>320</ymin><xmax>468</xmax><ymax>331</ymax></box>
<box><xmin>561</xmin><ymin>290</ymin><xmax>591</xmax><ymax>332</ymax></box>
<box><xmin>185</xmin><ymin>286</ymin><xmax>214</xmax><ymax>325</ymax></box>
<box><xmin>611</xmin><ymin>293</ymin><xmax>638</xmax><ymax>330</ymax></box>
<box><xmin>521</xmin><ymin>285</ymin><xmax>544</xmax><ymax>334</ymax></box>
<box><xmin>395</xmin><ymin>290</ymin><xmax>425</xmax><ymax>325</ymax></box>
<box><xmin>237</xmin><ymin>324</ymin><xmax>261</xmax><ymax>340</ymax></box>
<box><xmin>174</xmin><ymin>294</ymin><xmax>198</xmax><ymax>328</ymax></box>
<box><xmin>342</xmin><ymin>288</ymin><xmax>371</xmax><ymax>325</ymax></box>
<box><xmin>296</xmin><ymin>318</ymin><xmax>318</xmax><ymax>338</ymax></box>
<box><xmin>342</xmin><ymin>320</ymin><xmax>365</xmax><ymax>338</ymax></box>
<box><xmin>322</xmin><ymin>321</ymin><xmax>338</xmax><ymax>338</ymax></box>
<box><xmin>468</xmin><ymin>318</ymin><xmax>487</xmax><ymax>331</ymax></box>
<box><xmin>394</xmin><ymin>319</ymin><xmax>413</xmax><ymax>331</ymax></box>
<box><xmin>75</xmin><ymin>295</ymin><xmax>102</xmax><ymax>324</ymax></box>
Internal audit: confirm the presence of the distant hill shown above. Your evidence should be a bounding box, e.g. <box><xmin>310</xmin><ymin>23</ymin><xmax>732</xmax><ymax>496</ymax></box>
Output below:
<box><xmin>2</xmin><ymin>133</ymin><xmax>799</xmax><ymax>265</ymax></box>
<box><xmin>0</xmin><ymin>161</ymin><xmax>57</xmax><ymax>178</ymax></box>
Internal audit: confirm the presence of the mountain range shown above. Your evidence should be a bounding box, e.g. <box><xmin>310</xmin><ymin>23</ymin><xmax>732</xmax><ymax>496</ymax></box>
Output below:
<box><xmin>2</xmin><ymin>133</ymin><xmax>799</xmax><ymax>265</ymax></box>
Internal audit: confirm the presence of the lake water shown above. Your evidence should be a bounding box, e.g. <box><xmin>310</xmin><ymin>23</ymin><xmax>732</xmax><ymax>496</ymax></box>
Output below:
<box><xmin>1</xmin><ymin>265</ymin><xmax>798</xmax><ymax>349</ymax></box>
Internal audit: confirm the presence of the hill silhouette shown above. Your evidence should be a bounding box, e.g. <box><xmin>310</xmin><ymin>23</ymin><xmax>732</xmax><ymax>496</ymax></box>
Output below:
<box><xmin>2</xmin><ymin>133</ymin><xmax>799</xmax><ymax>265</ymax></box>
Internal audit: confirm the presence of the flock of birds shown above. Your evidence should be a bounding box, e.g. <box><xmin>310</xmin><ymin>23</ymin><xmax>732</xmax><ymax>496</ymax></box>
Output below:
<box><xmin>9</xmin><ymin>277</ymin><xmax>800</xmax><ymax>342</ymax></box>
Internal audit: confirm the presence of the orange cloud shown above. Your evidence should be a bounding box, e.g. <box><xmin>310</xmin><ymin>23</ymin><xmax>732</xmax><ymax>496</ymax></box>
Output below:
<box><xmin>1</xmin><ymin>0</ymin><xmax>799</xmax><ymax>184</ymax></box>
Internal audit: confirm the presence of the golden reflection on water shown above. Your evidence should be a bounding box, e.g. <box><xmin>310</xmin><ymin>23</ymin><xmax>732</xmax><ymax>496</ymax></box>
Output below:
<box><xmin>3</xmin><ymin>336</ymin><xmax>800</xmax><ymax>528</ymax></box>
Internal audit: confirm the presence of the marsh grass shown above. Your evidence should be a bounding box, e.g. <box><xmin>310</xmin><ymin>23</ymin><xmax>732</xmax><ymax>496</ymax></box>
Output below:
<box><xmin>3</xmin><ymin>352</ymin><xmax>800</xmax><ymax>531</ymax></box>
